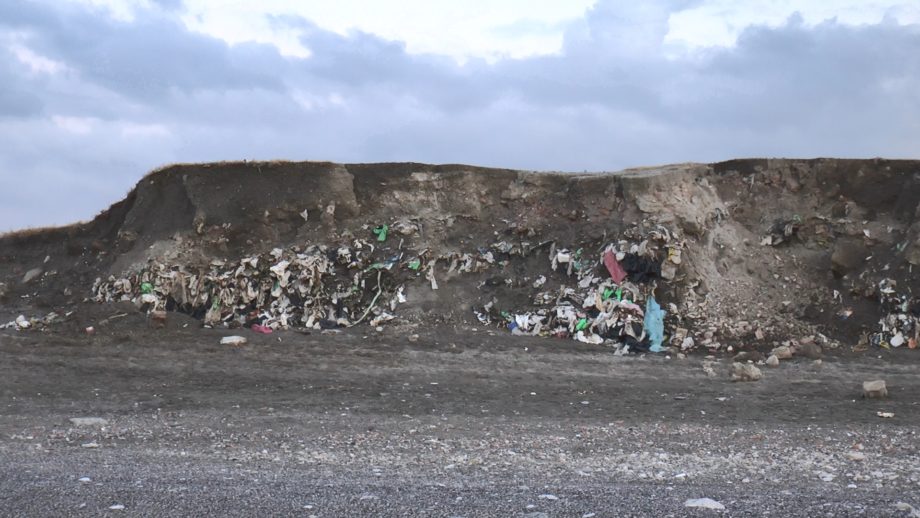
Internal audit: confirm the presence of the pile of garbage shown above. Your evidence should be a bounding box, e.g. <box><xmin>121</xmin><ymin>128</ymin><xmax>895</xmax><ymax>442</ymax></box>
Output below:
<box><xmin>868</xmin><ymin>278</ymin><xmax>919</xmax><ymax>349</ymax></box>
<box><xmin>476</xmin><ymin>225</ymin><xmax>687</xmax><ymax>353</ymax></box>
<box><xmin>93</xmin><ymin>241</ymin><xmax>413</xmax><ymax>330</ymax></box>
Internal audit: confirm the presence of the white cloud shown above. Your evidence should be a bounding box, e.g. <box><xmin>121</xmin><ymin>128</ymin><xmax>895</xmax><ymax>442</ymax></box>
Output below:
<box><xmin>51</xmin><ymin>115</ymin><xmax>96</xmax><ymax>134</ymax></box>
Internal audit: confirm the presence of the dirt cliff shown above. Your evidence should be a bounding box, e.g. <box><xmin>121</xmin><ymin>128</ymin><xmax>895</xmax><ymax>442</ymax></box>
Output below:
<box><xmin>3</xmin><ymin>158</ymin><xmax>920</xmax><ymax>354</ymax></box>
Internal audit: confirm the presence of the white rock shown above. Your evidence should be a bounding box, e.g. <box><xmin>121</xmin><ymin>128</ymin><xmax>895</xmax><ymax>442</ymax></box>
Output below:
<box><xmin>70</xmin><ymin>417</ymin><xmax>108</xmax><ymax>427</ymax></box>
<box><xmin>684</xmin><ymin>498</ymin><xmax>725</xmax><ymax>510</ymax></box>
<box><xmin>109</xmin><ymin>504</ymin><xmax>125</xmax><ymax>510</ymax></box>
<box><xmin>731</xmin><ymin>362</ymin><xmax>763</xmax><ymax>382</ymax></box>
<box><xmin>771</xmin><ymin>345</ymin><xmax>794</xmax><ymax>359</ymax></box>
<box><xmin>766</xmin><ymin>355</ymin><xmax>780</xmax><ymax>367</ymax></box>
<box><xmin>220</xmin><ymin>336</ymin><xmax>247</xmax><ymax>346</ymax></box>
<box><xmin>78</xmin><ymin>477</ymin><xmax>91</xmax><ymax>483</ymax></box>
<box><xmin>818</xmin><ymin>471</ymin><xmax>836</xmax><ymax>482</ymax></box>
<box><xmin>538</xmin><ymin>494</ymin><xmax>559</xmax><ymax>501</ymax></box>
<box><xmin>846</xmin><ymin>451</ymin><xmax>866</xmax><ymax>462</ymax></box>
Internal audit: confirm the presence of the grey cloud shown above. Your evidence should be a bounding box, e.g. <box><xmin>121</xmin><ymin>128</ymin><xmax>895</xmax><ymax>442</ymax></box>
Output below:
<box><xmin>1</xmin><ymin>0</ymin><xmax>919</xmax><ymax>231</ymax></box>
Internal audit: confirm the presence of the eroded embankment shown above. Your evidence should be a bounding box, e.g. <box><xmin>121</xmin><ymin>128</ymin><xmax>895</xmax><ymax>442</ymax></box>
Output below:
<box><xmin>3</xmin><ymin>159</ymin><xmax>920</xmax><ymax>355</ymax></box>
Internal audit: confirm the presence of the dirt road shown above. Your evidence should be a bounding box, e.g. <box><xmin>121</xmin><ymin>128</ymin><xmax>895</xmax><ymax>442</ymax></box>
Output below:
<box><xmin>2</xmin><ymin>325</ymin><xmax>919</xmax><ymax>517</ymax></box>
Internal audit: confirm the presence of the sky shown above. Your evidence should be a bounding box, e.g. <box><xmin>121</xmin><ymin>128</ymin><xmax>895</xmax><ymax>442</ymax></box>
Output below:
<box><xmin>1</xmin><ymin>0</ymin><xmax>919</xmax><ymax>230</ymax></box>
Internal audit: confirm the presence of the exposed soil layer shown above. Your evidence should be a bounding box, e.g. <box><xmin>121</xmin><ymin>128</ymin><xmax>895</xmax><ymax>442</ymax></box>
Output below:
<box><xmin>4</xmin><ymin>158</ymin><xmax>920</xmax><ymax>354</ymax></box>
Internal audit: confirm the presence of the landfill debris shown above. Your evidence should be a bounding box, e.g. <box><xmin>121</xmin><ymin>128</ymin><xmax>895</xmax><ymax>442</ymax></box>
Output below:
<box><xmin>730</xmin><ymin>362</ymin><xmax>762</xmax><ymax>382</ymax></box>
<box><xmin>684</xmin><ymin>498</ymin><xmax>725</xmax><ymax>511</ymax></box>
<box><xmin>251</xmin><ymin>324</ymin><xmax>273</xmax><ymax>334</ymax></box>
<box><xmin>1</xmin><ymin>312</ymin><xmax>63</xmax><ymax>331</ymax></box>
<box><xmin>85</xmin><ymin>326</ymin><xmax>95</xmax><ymax>335</ymax></box>
<box><xmin>474</xmin><ymin>225</ymin><xmax>682</xmax><ymax>352</ymax></box>
<box><xmin>373</xmin><ymin>224</ymin><xmax>389</xmax><ymax>242</ymax></box>
<box><xmin>220</xmin><ymin>336</ymin><xmax>248</xmax><ymax>346</ymax></box>
<box><xmin>93</xmin><ymin>239</ymin><xmax>412</xmax><ymax>332</ymax></box>
<box><xmin>862</xmin><ymin>380</ymin><xmax>887</xmax><ymax>398</ymax></box>
<box><xmin>761</xmin><ymin>216</ymin><xmax>800</xmax><ymax>246</ymax></box>
<box><xmin>877</xmin><ymin>411</ymin><xmax>895</xmax><ymax>418</ymax></box>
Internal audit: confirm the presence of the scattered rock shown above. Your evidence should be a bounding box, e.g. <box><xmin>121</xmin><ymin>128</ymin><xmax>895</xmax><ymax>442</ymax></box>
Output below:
<box><xmin>817</xmin><ymin>471</ymin><xmax>836</xmax><ymax>482</ymax></box>
<box><xmin>771</xmin><ymin>345</ymin><xmax>794</xmax><ymax>360</ymax></box>
<box><xmin>894</xmin><ymin>502</ymin><xmax>920</xmax><ymax>517</ymax></box>
<box><xmin>220</xmin><ymin>336</ymin><xmax>247</xmax><ymax>346</ymax></box>
<box><xmin>684</xmin><ymin>497</ymin><xmax>725</xmax><ymax>511</ymax></box>
<box><xmin>863</xmin><ymin>380</ymin><xmax>887</xmax><ymax>399</ymax></box>
<box><xmin>730</xmin><ymin>362</ymin><xmax>762</xmax><ymax>382</ymax></box>
<box><xmin>21</xmin><ymin>268</ymin><xmax>43</xmax><ymax>284</ymax></box>
<box><xmin>766</xmin><ymin>355</ymin><xmax>780</xmax><ymax>367</ymax></box>
<box><xmin>69</xmin><ymin>417</ymin><xmax>108</xmax><ymax>427</ymax></box>
<box><xmin>846</xmin><ymin>451</ymin><xmax>866</xmax><ymax>462</ymax></box>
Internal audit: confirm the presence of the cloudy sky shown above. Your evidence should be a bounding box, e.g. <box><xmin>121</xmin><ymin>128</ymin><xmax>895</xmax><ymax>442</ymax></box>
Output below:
<box><xmin>2</xmin><ymin>0</ymin><xmax>919</xmax><ymax>230</ymax></box>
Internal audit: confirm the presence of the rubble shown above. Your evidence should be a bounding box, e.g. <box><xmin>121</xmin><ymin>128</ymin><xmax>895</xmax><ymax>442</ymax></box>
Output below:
<box><xmin>731</xmin><ymin>363</ymin><xmax>763</xmax><ymax>382</ymax></box>
<box><xmin>862</xmin><ymin>380</ymin><xmax>887</xmax><ymax>399</ymax></box>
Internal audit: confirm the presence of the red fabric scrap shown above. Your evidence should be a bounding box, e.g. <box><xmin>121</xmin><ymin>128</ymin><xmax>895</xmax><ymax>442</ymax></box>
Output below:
<box><xmin>604</xmin><ymin>250</ymin><xmax>627</xmax><ymax>284</ymax></box>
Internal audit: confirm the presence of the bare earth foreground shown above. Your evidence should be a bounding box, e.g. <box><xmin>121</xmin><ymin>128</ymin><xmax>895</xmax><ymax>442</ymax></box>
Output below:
<box><xmin>1</xmin><ymin>320</ymin><xmax>919</xmax><ymax>517</ymax></box>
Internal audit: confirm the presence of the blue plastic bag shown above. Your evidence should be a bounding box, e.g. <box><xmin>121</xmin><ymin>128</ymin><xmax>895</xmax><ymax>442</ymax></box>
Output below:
<box><xmin>644</xmin><ymin>296</ymin><xmax>666</xmax><ymax>353</ymax></box>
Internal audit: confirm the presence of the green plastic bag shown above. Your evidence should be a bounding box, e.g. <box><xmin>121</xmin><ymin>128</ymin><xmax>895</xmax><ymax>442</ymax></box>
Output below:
<box><xmin>141</xmin><ymin>282</ymin><xmax>154</xmax><ymax>294</ymax></box>
<box><xmin>373</xmin><ymin>225</ymin><xmax>389</xmax><ymax>242</ymax></box>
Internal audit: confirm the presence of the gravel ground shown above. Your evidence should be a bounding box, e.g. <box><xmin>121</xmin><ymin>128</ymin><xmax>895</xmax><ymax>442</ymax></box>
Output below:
<box><xmin>1</xmin><ymin>327</ymin><xmax>919</xmax><ymax>517</ymax></box>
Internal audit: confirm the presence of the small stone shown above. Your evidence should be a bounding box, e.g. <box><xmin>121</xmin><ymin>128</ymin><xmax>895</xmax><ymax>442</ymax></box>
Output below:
<box><xmin>732</xmin><ymin>351</ymin><xmax>764</xmax><ymax>363</ymax></box>
<box><xmin>863</xmin><ymin>380</ymin><xmax>887</xmax><ymax>399</ymax></box>
<box><xmin>754</xmin><ymin>329</ymin><xmax>765</xmax><ymax>340</ymax></box>
<box><xmin>70</xmin><ymin>417</ymin><xmax>108</xmax><ymax>427</ymax></box>
<box><xmin>771</xmin><ymin>345</ymin><xmax>794</xmax><ymax>360</ymax></box>
<box><xmin>877</xmin><ymin>411</ymin><xmax>895</xmax><ymax>418</ymax></box>
<box><xmin>78</xmin><ymin>477</ymin><xmax>91</xmax><ymax>483</ymax></box>
<box><xmin>766</xmin><ymin>355</ymin><xmax>780</xmax><ymax>367</ymax></box>
<box><xmin>408</xmin><ymin>334</ymin><xmax>419</xmax><ymax>342</ymax></box>
<box><xmin>684</xmin><ymin>498</ymin><xmax>725</xmax><ymax>511</ymax></box>
<box><xmin>818</xmin><ymin>471</ymin><xmax>836</xmax><ymax>482</ymax></box>
<box><xmin>846</xmin><ymin>451</ymin><xmax>866</xmax><ymax>462</ymax></box>
<box><xmin>538</xmin><ymin>494</ymin><xmax>559</xmax><ymax>501</ymax></box>
<box><xmin>730</xmin><ymin>362</ymin><xmax>762</xmax><ymax>382</ymax></box>
<box><xmin>108</xmin><ymin>504</ymin><xmax>125</xmax><ymax>510</ymax></box>
<box><xmin>21</xmin><ymin>268</ymin><xmax>43</xmax><ymax>284</ymax></box>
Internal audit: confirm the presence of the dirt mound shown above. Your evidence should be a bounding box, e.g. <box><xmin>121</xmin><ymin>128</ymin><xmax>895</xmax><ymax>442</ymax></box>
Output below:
<box><xmin>4</xmin><ymin>158</ymin><xmax>920</xmax><ymax>355</ymax></box>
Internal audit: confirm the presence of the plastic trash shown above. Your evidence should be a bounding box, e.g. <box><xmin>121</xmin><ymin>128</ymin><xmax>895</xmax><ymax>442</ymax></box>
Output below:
<box><xmin>644</xmin><ymin>296</ymin><xmax>666</xmax><ymax>352</ymax></box>
<box><xmin>220</xmin><ymin>336</ymin><xmax>248</xmax><ymax>346</ymax></box>
<box><xmin>407</xmin><ymin>259</ymin><xmax>421</xmax><ymax>270</ymax></box>
<box><xmin>603</xmin><ymin>250</ymin><xmax>627</xmax><ymax>284</ymax></box>
<box><xmin>373</xmin><ymin>225</ymin><xmax>389</xmax><ymax>242</ymax></box>
<box><xmin>140</xmin><ymin>282</ymin><xmax>154</xmax><ymax>294</ymax></box>
<box><xmin>251</xmin><ymin>324</ymin><xmax>273</xmax><ymax>334</ymax></box>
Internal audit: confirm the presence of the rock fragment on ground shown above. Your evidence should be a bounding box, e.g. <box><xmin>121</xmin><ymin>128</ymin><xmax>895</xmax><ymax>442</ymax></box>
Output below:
<box><xmin>731</xmin><ymin>362</ymin><xmax>762</xmax><ymax>382</ymax></box>
<box><xmin>863</xmin><ymin>380</ymin><xmax>887</xmax><ymax>399</ymax></box>
<box><xmin>684</xmin><ymin>497</ymin><xmax>725</xmax><ymax>511</ymax></box>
